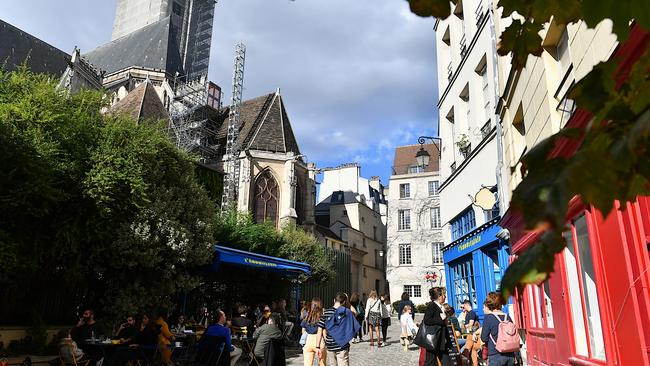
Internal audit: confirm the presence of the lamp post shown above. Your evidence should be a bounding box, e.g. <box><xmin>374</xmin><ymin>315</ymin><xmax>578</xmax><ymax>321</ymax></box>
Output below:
<box><xmin>415</xmin><ymin>136</ymin><xmax>442</xmax><ymax>168</ymax></box>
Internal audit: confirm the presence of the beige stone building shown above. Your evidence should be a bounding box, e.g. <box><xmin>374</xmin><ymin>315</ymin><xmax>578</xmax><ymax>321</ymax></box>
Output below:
<box><xmin>315</xmin><ymin>164</ymin><xmax>388</xmax><ymax>297</ymax></box>
<box><xmin>497</xmin><ymin>18</ymin><xmax>618</xmax><ymax>208</ymax></box>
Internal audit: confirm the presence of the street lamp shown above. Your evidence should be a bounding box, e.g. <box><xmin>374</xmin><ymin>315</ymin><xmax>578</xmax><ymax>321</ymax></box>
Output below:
<box><xmin>415</xmin><ymin>136</ymin><xmax>442</xmax><ymax>168</ymax></box>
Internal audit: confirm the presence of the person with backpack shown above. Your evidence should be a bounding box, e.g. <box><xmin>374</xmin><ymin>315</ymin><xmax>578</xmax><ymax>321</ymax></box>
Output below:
<box><xmin>301</xmin><ymin>298</ymin><xmax>326</xmax><ymax>366</ymax></box>
<box><xmin>316</xmin><ymin>292</ymin><xmax>360</xmax><ymax>366</ymax></box>
<box><xmin>480</xmin><ymin>292</ymin><xmax>518</xmax><ymax>366</ymax></box>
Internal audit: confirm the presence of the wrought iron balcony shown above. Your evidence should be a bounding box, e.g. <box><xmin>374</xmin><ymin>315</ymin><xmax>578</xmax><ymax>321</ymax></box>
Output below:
<box><xmin>460</xmin><ymin>34</ymin><xmax>468</xmax><ymax>58</ymax></box>
<box><xmin>447</xmin><ymin>62</ymin><xmax>453</xmax><ymax>82</ymax></box>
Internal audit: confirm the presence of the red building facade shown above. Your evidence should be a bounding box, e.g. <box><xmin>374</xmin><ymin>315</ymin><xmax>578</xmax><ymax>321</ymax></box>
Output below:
<box><xmin>501</xmin><ymin>25</ymin><xmax>650</xmax><ymax>366</ymax></box>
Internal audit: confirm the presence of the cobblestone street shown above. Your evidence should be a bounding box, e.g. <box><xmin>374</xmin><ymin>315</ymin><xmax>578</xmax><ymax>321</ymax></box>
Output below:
<box><xmin>285</xmin><ymin>315</ymin><xmax>422</xmax><ymax>366</ymax></box>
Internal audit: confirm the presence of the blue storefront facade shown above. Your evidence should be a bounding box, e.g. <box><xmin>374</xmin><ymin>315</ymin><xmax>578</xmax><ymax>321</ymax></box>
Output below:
<box><xmin>443</xmin><ymin>217</ymin><xmax>510</xmax><ymax>322</ymax></box>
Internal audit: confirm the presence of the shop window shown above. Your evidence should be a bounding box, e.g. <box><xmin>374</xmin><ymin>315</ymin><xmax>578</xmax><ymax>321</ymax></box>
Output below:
<box><xmin>451</xmin><ymin>258</ymin><xmax>477</xmax><ymax>309</ymax></box>
<box><xmin>428</xmin><ymin>180</ymin><xmax>439</xmax><ymax>196</ymax></box>
<box><xmin>399</xmin><ymin>244</ymin><xmax>412</xmax><ymax>265</ymax></box>
<box><xmin>563</xmin><ymin>215</ymin><xmax>606</xmax><ymax>360</ymax></box>
<box><xmin>400</xmin><ymin>183</ymin><xmax>411</xmax><ymax>198</ymax></box>
<box><xmin>525</xmin><ymin>282</ymin><xmax>554</xmax><ymax>329</ymax></box>
<box><xmin>398</xmin><ymin>209</ymin><xmax>411</xmax><ymax>230</ymax></box>
<box><xmin>451</xmin><ymin>207</ymin><xmax>476</xmax><ymax>240</ymax></box>
<box><xmin>431</xmin><ymin>207</ymin><xmax>441</xmax><ymax>228</ymax></box>
<box><xmin>432</xmin><ymin>242</ymin><xmax>444</xmax><ymax>264</ymax></box>
<box><xmin>404</xmin><ymin>285</ymin><xmax>421</xmax><ymax>298</ymax></box>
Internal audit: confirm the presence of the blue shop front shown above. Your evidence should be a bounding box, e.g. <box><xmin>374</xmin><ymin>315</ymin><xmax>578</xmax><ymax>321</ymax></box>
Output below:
<box><xmin>443</xmin><ymin>218</ymin><xmax>510</xmax><ymax>322</ymax></box>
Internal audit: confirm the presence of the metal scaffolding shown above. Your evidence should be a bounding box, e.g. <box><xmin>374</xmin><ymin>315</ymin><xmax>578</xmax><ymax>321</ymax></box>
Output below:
<box><xmin>221</xmin><ymin>43</ymin><xmax>246</xmax><ymax>212</ymax></box>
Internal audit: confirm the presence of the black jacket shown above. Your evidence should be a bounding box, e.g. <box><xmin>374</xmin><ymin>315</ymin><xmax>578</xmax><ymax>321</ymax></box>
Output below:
<box><xmin>422</xmin><ymin>301</ymin><xmax>448</xmax><ymax>351</ymax></box>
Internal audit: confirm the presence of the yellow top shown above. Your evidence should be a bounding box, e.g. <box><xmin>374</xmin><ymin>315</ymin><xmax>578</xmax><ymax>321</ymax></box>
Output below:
<box><xmin>156</xmin><ymin>317</ymin><xmax>173</xmax><ymax>345</ymax></box>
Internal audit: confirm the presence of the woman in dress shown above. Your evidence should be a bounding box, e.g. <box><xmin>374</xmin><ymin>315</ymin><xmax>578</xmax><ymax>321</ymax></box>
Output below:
<box><xmin>301</xmin><ymin>298</ymin><xmax>326</xmax><ymax>366</ymax></box>
<box><xmin>364</xmin><ymin>290</ymin><xmax>383</xmax><ymax>347</ymax></box>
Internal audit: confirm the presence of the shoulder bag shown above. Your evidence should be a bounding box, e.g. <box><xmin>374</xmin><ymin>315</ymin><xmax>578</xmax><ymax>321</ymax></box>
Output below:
<box><xmin>413</xmin><ymin>323</ymin><xmax>444</xmax><ymax>351</ymax></box>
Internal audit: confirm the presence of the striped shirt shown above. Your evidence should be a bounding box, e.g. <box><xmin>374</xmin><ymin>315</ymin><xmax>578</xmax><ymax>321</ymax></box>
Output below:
<box><xmin>319</xmin><ymin>307</ymin><xmax>350</xmax><ymax>352</ymax></box>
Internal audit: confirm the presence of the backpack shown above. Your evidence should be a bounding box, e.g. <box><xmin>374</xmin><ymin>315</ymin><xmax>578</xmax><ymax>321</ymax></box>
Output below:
<box><xmin>489</xmin><ymin>314</ymin><xmax>519</xmax><ymax>353</ymax></box>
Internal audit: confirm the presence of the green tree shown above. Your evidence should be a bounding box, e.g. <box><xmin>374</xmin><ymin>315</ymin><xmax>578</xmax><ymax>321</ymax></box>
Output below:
<box><xmin>406</xmin><ymin>0</ymin><xmax>650</xmax><ymax>298</ymax></box>
<box><xmin>214</xmin><ymin>210</ymin><xmax>335</xmax><ymax>282</ymax></box>
<box><xmin>0</xmin><ymin>67</ymin><xmax>215</xmax><ymax>323</ymax></box>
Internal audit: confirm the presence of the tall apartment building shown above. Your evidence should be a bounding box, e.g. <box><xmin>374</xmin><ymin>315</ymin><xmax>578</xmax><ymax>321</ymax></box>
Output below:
<box><xmin>497</xmin><ymin>15</ymin><xmax>650</xmax><ymax>365</ymax></box>
<box><xmin>111</xmin><ymin>0</ymin><xmax>214</xmax><ymax>80</ymax></box>
<box><xmin>386</xmin><ymin>144</ymin><xmax>444</xmax><ymax>305</ymax></box>
<box><xmin>434</xmin><ymin>0</ymin><xmax>510</xmax><ymax>320</ymax></box>
<box><xmin>315</xmin><ymin>164</ymin><xmax>388</xmax><ymax>296</ymax></box>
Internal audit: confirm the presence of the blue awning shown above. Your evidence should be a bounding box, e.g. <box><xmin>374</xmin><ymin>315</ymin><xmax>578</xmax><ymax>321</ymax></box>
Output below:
<box><xmin>211</xmin><ymin>245</ymin><xmax>312</xmax><ymax>277</ymax></box>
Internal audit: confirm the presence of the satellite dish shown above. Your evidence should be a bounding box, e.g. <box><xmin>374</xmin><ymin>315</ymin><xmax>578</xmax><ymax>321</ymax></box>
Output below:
<box><xmin>473</xmin><ymin>186</ymin><xmax>496</xmax><ymax>210</ymax></box>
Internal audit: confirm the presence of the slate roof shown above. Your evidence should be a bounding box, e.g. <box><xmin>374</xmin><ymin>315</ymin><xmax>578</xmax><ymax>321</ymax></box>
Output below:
<box><xmin>216</xmin><ymin>91</ymin><xmax>301</xmax><ymax>154</ymax></box>
<box><xmin>83</xmin><ymin>16</ymin><xmax>183</xmax><ymax>76</ymax></box>
<box><xmin>0</xmin><ymin>19</ymin><xmax>69</xmax><ymax>76</ymax></box>
<box><xmin>392</xmin><ymin>143</ymin><xmax>440</xmax><ymax>175</ymax></box>
<box><xmin>108</xmin><ymin>81</ymin><xmax>169</xmax><ymax>122</ymax></box>
<box><xmin>315</xmin><ymin>224</ymin><xmax>342</xmax><ymax>241</ymax></box>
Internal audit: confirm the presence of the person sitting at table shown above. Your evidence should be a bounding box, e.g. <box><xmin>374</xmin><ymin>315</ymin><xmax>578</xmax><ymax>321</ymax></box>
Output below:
<box><xmin>108</xmin><ymin>313</ymin><xmax>159</xmax><ymax>366</ymax></box>
<box><xmin>252</xmin><ymin>313</ymin><xmax>283</xmax><ymax>362</ymax></box>
<box><xmin>462</xmin><ymin>300</ymin><xmax>479</xmax><ymax>332</ymax></box>
<box><xmin>57</xmin><ymin>329</ymin><xmax>90</xmax><ymax>365</ymax></box>
<box><xmin>231</xmin><ymin>305</ymin><xmax>253</xmax><ymax>336</ymax></box>
<box><xmin>205</xmin><ymin>310</ymin><xmax>242</xmax><ymax>366</ymax></box>
<box><xmin>114</xmin><ymin>315</ymin><xmax>138</xmax><ymax>343</ymax></box>
<box><xmin>172</xmin><ymin>314</ymin><xmax>187</xmax><ymax>334</ymax></box>
<box><xmin>256</xmin><ymin>305</ymin><xmax>272</xmax><ymax>327</ymax></box>
<box><xmin>275</xmin><ymin>298</ymin><xmax>294</xmax><ymax>339</ymax></box>
<box><xmin>71</xmin><ymin>309</ymin><xmax>104</xmax><ymax>343</ymax></box>
<box><xmin>443</xmin><ymin>304</ymin><xmax>466</xmax><ymax>349</ymax></box>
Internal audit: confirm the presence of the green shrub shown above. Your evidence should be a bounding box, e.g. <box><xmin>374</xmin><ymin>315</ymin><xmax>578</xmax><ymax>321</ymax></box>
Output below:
<box><xmin>392</xmin><ymin>300</ymin><xmax>400</xmax><ymax>313</ymax></box>
<box><xmin>416</xmin><ymin>303</ymin><xmax>429</xmax><ymax>313</ymax></box>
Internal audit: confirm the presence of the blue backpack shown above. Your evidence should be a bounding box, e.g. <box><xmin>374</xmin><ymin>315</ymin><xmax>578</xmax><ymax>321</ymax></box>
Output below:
<box><xmin>325</xmin><ymin>307</ymin><xmax>361</xmax><ymax>347</ymax></box>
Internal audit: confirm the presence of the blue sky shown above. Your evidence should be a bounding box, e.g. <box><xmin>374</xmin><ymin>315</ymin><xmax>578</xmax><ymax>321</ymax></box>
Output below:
<box><xmin>3</xmin><ymin>0</ymin><xmax>439</xmax><ymax>184</ymax></box>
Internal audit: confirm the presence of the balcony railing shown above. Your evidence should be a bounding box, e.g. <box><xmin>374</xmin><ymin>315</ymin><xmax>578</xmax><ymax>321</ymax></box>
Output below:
<box><xmin>460</xmin><ymin>34</ymin><xmax>468</xmax><ymax>58</ymax></box>
<box><xmin>447</xmin><ymin>62</ymin><xmax>453</xmax><ymax>82</ymax></box>
<box><xmin>480</xmin><ymin>120</ymin><xmax>492</xmax><ymax>140</ymax></box>
<box><xmin>475</xmin><ymin>1</ymin><xmax>485</xmax><ymax>26</ymax></box>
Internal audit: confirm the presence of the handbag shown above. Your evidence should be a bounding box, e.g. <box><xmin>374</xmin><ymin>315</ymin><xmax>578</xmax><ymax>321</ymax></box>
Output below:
<box><xmin>413</xmin><ymin>323</ymin><xmax>444</xmax><ymax>351</ymax></box>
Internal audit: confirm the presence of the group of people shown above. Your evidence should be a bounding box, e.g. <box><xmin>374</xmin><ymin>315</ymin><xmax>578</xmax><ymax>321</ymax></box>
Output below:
<box><xmin>419</xmin><ymin>287</ymin><xmax>519</xmax><ymax>366</ymax></box>
<box><xmin>57</xmin><ymin>308</ymin><xmax>178</xmax><ymax>366</ymax></box>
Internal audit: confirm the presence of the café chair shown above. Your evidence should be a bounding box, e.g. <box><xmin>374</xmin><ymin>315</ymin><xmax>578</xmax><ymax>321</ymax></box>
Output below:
<box><xmin>59</xmin><ymin>345</ymin><xmax>90</xmax><ymax>366</ymax></box>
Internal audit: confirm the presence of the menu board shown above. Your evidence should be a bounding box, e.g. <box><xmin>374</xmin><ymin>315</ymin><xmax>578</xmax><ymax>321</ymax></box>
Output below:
<box><xmin>445</xmin><ymin>323</ymin><xmax>461</xmax><ymax>366</ymax></box>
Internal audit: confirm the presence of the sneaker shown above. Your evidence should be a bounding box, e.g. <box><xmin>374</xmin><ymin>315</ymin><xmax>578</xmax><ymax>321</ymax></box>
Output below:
<box><xmin>352</xmin><ymin>339</ymin><xmax>358</xmax><ymax>344</ymax></box>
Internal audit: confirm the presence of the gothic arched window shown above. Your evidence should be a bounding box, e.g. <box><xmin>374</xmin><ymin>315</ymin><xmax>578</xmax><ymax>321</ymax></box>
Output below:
<box><xmin>254</xmin><ymin>169</ymin><xmax>279</xmax><ymax>226</ymax></box>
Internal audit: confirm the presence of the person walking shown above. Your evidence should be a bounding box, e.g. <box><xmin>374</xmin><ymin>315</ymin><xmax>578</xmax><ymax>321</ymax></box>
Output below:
<box><xmin>481</xmin><ymin>292</ymin><xmax>517</xmax><ymax>366</ymax></box>
<box><xmin>349</xmin><ymin>293</ymin><xmax>364</xmax><ymax>343</ymax></box>
<box><xmin>397</xmin><ymin>292</ymin><xmax>416</xmax><ymax>321</ymax></box>
<box><xmin>399</xmin><ymin>305</ymin><xmax>418</xmax><ymax>351</ymax></box>
<box><xmin>301</xmin><ymin>298</ymin><xmax>326</xmax><ymax>366</ymax></box>
<box><xmin>379</xmin><ymin>294</ymin><xmax>391</xmax><ymax>344</ymax></box>
<box><xmin>422</xmin><ymin>287</ymin><xmax>451</xmax><ymax>366</ymax></box>
<box><xmin>316</xmin><ymin>293</ymin><xmax>359</xmax><ymax>366</ymax></box>
<box><xmin>364</xmin><ymin>290</ymin><xmax>383</xmax><ymax>347</ymax></box>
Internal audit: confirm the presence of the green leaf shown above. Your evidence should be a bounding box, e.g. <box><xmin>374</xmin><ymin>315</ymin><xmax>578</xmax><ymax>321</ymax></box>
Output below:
<box><xmin>581</xmin><ymin>0</ymin><xmax>650</xmax><ymax>41</ymax></box>
<box><xmin>406</xmin><ymin>0</ymin><xmax>453</xmax><ymax>19</ymax></box>
<box><xmin>497</xmin><ymin>20</ymin><xmax>544</xmax><ymax>70</ymax></box>
<box><xmin>500</xmin><ymin>230</ymin><xmax>565</xmax><ymax>300</ymax></box>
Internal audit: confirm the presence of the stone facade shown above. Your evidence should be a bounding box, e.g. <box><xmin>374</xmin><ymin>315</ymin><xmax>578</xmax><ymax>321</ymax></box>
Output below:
<box><xmin>386</xmin><ymin>144</ymin><xmax>444</xmax><ymax>306</ymax></box>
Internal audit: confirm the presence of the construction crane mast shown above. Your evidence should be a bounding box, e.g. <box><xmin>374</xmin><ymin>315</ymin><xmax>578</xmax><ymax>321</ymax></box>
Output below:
<box><xmin>221</xmin><ymin>43</ymin><xmax>246</xmax><ymax>212</ymax></box>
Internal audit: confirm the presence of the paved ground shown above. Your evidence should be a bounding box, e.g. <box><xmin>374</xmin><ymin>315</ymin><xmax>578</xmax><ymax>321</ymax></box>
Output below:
<box><xmin>284</xmin><ymin>315</ymin><xmax>422</xmax><ymax>366</ymax></box>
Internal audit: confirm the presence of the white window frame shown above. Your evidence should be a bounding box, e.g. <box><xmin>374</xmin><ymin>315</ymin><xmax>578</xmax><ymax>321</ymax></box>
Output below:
<box><xmin>400</xmin><ymin>183</ymin><xmax>411</xmax><ymax>198</ymax></box>
<box><xmin>432</xmin><ymin>242</ymin><xmax>444</xmax><ymax>264</ymax></box>
<box><xmin>428</xmin><ymin>180</ymin><xmax>439</xmax><ymax>196</ymax></box>
<box><xmin>404</xmin><ymin>284</ymin><xmax>421</xmax><ymax>298</ymax></box>
<box><xmin>431</xmin><ymin>207</ymin><xmax>441</xmax><ymax>228</ymax></box>
<box><xmin>399</xmin><ymin>243</ymin><xmax>412</xmax><ymax>265</ymax></box>
<box><xmin>398</xmin><ymin>209</ymin><xmax>411</xmax><ymax>230</ymax></box>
